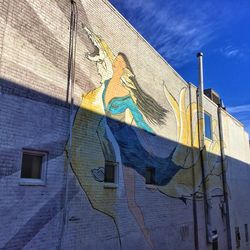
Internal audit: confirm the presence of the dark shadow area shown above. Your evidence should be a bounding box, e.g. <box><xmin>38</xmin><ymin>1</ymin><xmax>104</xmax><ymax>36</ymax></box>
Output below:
<box><xmin>1</xmin><ymin>77</ymin><xmax>249</xmax><ymax>185</ymax></box>
<box><xmin>0</xmin><ymin>77</ymin><xmax>249</xmax><ymax>250</ymax></box>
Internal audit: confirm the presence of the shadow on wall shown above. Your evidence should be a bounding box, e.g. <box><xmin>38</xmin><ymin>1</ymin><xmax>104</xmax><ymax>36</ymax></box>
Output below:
<box><xmin>0</xmin><ymin>0</ymin><xmax>249</xmax><ymax>247</ymax></box>
<box><xmin>1</xmin><ymin>77</ymin><xmax>248</xmax><ymax>250</ymax></box>
<box><xmin>0</xmin><ymin>76</ymin><xmax>226</xmax><ymax>197</ymax></box>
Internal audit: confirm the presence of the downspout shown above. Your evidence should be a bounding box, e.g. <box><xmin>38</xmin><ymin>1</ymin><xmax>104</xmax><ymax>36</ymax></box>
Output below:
<box><xmin>217</xmin><ymin>101</ymin><xmax>232</xmax><ymax>250</ymax></box>
<box><xmin>196</xmin><ymin>52</ymin><xmax>213</xmax><ymax>243</ymax></box>
<box><xmin>188</xmin><ymin>83</ymin><xmax>199</xmax><ymax>250</ymax></box>
<box><xmin>59</xmin><ymin>1</ymin><xmax>78</xmax><ymax>249</ymax></box>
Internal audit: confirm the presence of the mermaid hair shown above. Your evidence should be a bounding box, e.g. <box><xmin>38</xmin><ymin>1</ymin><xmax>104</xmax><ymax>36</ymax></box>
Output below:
<box><xmin>118</xmin><ymin>52</ymin><xmax>167</xmax><ymax>126</ymax></box>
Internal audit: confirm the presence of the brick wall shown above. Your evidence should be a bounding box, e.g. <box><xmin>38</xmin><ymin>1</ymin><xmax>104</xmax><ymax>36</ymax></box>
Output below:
<box><xmin>0</xmin><ymin>0</ymin><xmax>249</xmax><ymax>249</ymax></box>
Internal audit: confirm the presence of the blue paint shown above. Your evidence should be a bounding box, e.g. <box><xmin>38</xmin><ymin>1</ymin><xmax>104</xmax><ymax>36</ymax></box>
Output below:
<box><xmin>107</xmin><ymin>118</ymin><xmax>181</xmax><ymax>185</ymax></box>
<box><xmin>103</xmin><ymin>80</ymin><xmax>153</xmax><ymax>133</ymax></box>
<box><xmin>102</xmin><ymin>79</ymin><xmax>181</xmax><ymax>186</ymax></box>
<box><xmin>110</xmin><ymin>0</ymin><xmax>250</xmax><ymax>136</ymax></box>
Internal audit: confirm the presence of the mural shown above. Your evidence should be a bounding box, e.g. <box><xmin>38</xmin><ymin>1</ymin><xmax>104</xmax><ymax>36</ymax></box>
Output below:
<box><xmin>68</xmin><ymin>26</ymin><xmax>224</xmax><ymax>248</ymax></box>
<box><xmin>161</xmin><ymin>87</ymin><xmax>224</xmax><ymax>198</ymax></box>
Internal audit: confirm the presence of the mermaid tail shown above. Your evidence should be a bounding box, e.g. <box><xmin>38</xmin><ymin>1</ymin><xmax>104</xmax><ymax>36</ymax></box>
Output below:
<box><xmin>107</xmin><ymin>117</ymin><xmax>181</xmax><ymax>186</ymax></box>
<box><xmin>163</xmin><ymin>86</ymin><xmax>198</xmax><ymax>168</ymax></box>
<box><xmin>162</xmin><ymin>85</ymin><xmax>223</xmax><ymax>197</ymax></box>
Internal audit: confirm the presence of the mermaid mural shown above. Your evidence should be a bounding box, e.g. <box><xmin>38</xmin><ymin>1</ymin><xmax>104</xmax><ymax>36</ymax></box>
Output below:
<box><xmin>82</xmin><ymin>26</ymin><xmax>186</xmax><ymax>185</ymax></box>
<box><xmin>69</xmin><ymin>26</ymin><xmax>224</xmax><ymax>249</ymax></box>
<box><xmin>96</xmin><ymin>51</ymin><xmax>185</xmax><ymax>185</ymax></box>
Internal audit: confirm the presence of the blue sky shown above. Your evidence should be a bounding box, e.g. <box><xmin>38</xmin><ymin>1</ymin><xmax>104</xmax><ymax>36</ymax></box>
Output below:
<box><xmin>109</xmin><ymin>0</ymin><xmax>250</xmax><ymax>137</ymax></box>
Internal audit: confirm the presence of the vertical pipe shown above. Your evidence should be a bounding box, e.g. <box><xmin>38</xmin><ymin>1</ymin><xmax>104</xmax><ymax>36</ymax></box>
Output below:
<box><xmin>189</xmin><ymin>83</ymin><xmax>199</xmax><ymax>250</ymax></box>
<box><xmin>196</xmin><ymin>52</ymin><xmax>212</xmax><ymax>243</ymax></box>
<box><xmin>217</xmin><ymin>102</ymin><xmax>232</xmax><ymax>250</ymax></box>
<box><xmin>59</xmin><ymin>1</ymin><xmax>77</xmax><ymax>249</ymax></box>
<box><xmin>197</xmin><ymin>52</ymin><xmax>205</xmax><ymax>148</ymax></box>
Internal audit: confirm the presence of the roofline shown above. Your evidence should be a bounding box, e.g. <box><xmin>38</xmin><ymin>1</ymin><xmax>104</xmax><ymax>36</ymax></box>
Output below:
<box><xmin>103</xmin><ymin>0</ymin><xmax>248</xmax><ymax>134</ymax></box>
<box><xmin>103</xmin><ymin>0</ymin><xmax>189</xmax><ymax>87</ymax></box>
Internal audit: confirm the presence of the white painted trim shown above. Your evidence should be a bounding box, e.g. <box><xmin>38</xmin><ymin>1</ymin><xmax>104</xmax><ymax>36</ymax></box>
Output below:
<box><xmin>103</xmin><ymin>182</ymin><xmax>118</xmax><ymax>189</ymax></box>
<box><xmin>145</xmin><ymin>184</ymin><xmax>157</xmax><ymax>190</ymax></box>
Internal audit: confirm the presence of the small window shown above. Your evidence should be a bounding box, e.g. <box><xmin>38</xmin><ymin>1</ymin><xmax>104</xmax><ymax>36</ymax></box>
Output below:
<box><xmin>204</xmin><ymin>112</ymin><xmax>212</xmax><ymax>140</ymax></box>
<box><xmin>145</xmin><ymin>167</ymin><xmax>155</xmax><ymax>185</ymax></box>
<box><xmin>20</xmin><ymin>150</ymin><xmax>47</xmax><ymax>185</ymax></box>
<box><xmin>245</xmin><ymin>224</ymin><xmax>249</xmax><ymax>243</ymax></box>
<box><xmin>104</xmin><ymin>161</ymin><xmax>117</xmax><ymax>183</ymax></box>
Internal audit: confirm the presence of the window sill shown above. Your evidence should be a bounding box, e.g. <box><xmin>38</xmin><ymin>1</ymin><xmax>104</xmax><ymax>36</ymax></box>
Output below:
<box><xmin>103</xmin><ymin>182</ymin><xmax>118</xmax><ymax>189</ymax></box>
<box><xmin>205</xmin><ymin>137</ymin><xmax>213</xmax><ymax>142</ymax></box>
<box><xmin>19</xmin><ymin>178</ymin><xmax>46</xmax><ymax>186</ymax></box>
<box><xmin>145</xmin><ymin>184</ymin><xmax>157</xmax><ymax>190</ymax></box>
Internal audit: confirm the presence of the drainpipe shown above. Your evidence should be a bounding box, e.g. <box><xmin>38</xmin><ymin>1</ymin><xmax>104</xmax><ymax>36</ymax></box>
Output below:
<box><xmin>196</xmin><ymin>52</ymin><xmax>213</xmax><ymax>244</ymax></box>
<box><xmin>59</xmin><ymin>1</ymin><xmax>78</xmax><ymax>249</ymax></box>
<box><xmin>188</xmin><ymin>83</ymin><xmax>199</xmax><ymax>250</ymax></box>
<box><xmin>217</xmin><ymin>101</ymin><xmax>232</xmax><ymax>250</ymax></box>
<box><xmin>197</xmin><ymin>52</ymin><xmax>205</xmax><ymax>148</ymax></box>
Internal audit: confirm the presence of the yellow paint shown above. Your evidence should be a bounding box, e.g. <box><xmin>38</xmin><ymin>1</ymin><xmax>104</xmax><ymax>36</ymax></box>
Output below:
<box><xmin>163</xmin><ymin>85</ymin><xmax>223</xmax><ymax>197</ymax></box>
<box><xmin>70</xmin><ymin>29</ymin><xmax>224</xmax><ymax>223</ymax></box>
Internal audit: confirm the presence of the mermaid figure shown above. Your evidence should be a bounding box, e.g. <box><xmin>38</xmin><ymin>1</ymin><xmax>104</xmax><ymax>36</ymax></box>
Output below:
<box><xmin>101</xmin><ymin>53</ymin><xmax>182</xmax><ymax>186</ymax></box>
<box><xmin>70</xmin><ymin>27</ymin><xmax>196</xmax><ymax>249</ymax></box>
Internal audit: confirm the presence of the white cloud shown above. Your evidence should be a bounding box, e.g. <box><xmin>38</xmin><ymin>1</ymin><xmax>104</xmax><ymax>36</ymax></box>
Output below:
<box><xmin>227</xmin><ymin>104</ymin><xmax>250</xmax><ymax>113</ymax></box>
<box><xmin>109</xmin><ymin>0</ymin><xmax>226</xmax><ymax>67</ymax></box>
<box><xmin>225</xmin><ymin>49</ymin><xmax>239</xmax><ymax>57</ymax></box>
<box><xmin>227</xmin><ymin>104</ymin><xmax>250</xmax><ymax>137</ymax></box>
<box><xmin>219</xmin><ymin>45</ymin><xmax>241</xmax><ymax>58</ymax></box>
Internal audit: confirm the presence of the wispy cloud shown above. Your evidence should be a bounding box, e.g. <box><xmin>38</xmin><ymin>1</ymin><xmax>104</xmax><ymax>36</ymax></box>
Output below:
<box><xmin>228</xmin><ymin>104</ymin><xmax>250</xmax><ymax>137</ymax></box>
<box><xmin>219</xmin><ymin>45</ymin><xmax>241</xmax><ymax>58</ymax></box>
<box><xmin>109</xmin><ymin>0</ymin><xmax>228</xmax><ymax>67</ymax></box>
<box><xmin>227</xmin><ymin>104</ymin><xmax>250</xmax><ymax>113</ymax></box>
<box><xmin>225</xmin><ymin>49</ymin><xmax>239</xmax><ymax>57</ymax></box>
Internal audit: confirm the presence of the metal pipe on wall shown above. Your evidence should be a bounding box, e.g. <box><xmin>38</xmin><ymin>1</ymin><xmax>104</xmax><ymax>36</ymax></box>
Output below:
<box><xmin>188</xmin><ymin>82</ymin><xmax>199</xmax><ymax>250</ymax></box>
<box><xmin>196</xmin><ymin>52</ymin><xmax>213</xmax><ymax>244</ymax></box>
<box><xmin>217</xmin><ymin>101</ymin><xmax>232</xmax><ymax>250</ymax></box>
<box><xmin>197</xmin><ymin>52</ymin><xmax>205</xmax><ymax>148</ymax></box>
<box><xmin>59</xmin><ymin>1</ymin><xmax>78</xmax><ymax>249</ymax></box>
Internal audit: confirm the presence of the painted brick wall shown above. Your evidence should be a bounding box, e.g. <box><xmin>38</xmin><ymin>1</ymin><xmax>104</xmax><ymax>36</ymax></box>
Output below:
<box><xmin>221</xmin><ymin>111</ymin><xmax>250</xmax><ymax>250</ymax></box>
<box><xmin>0</xmin><ymin>0</ymin><xmax>249</xmax><ymax>250</ymax></box>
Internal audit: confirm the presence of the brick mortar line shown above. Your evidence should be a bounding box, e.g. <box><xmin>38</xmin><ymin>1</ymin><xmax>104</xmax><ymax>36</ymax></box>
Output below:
<box><xmin>102</xmin><ymin>0</ymin><xmax>189</xmax><ymax>88</ymax></box>
<box><xmin>0</xmin><ymin>0</ymin><xmax>11</xmax><ymax>74</ymax></box>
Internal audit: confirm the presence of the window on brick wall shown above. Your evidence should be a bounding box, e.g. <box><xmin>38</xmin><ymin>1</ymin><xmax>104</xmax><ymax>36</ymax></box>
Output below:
<box><xmin>20</xmin><ymin>150</ymin><xmax>48</xmax><ymax>185</ymax></box>
<box><xmin>145</xmin><ymin>167</ymin><xmax>155</xmax><ymax>185</ymax></box>
<box><xmin>104</xmin><ymin>161</ymin><xmax>117</xmax><ymax>183</ymax></box>
<box><xmin>204</xmin><ymin>112</ymin><xmax>213</xmax><ymax>140</ymax></box>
